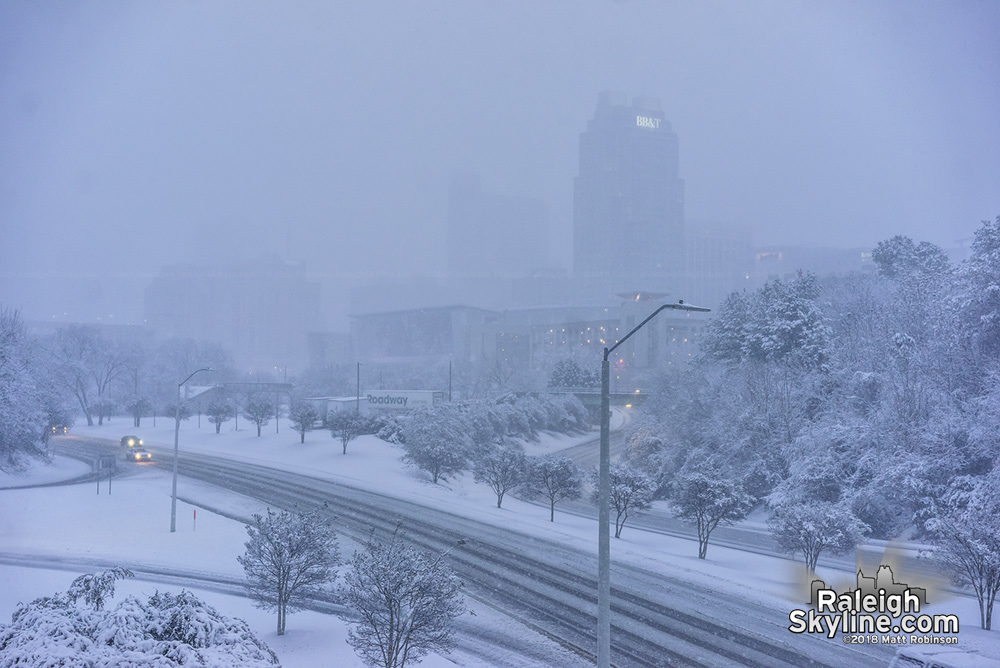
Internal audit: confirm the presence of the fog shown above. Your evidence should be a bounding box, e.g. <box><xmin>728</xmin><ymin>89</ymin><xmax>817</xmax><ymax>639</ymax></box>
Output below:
<box><xmin>2</xmin><ymin>1</ymin><xmax>998</xmax><ymax>330</ymax></box>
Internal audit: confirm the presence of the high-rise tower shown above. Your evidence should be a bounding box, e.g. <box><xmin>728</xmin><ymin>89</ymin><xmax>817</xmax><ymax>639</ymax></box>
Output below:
<box><xmin>573</xmin><ymin>92</ymin><xmax>685</xmax><ymax>297</ymax></box>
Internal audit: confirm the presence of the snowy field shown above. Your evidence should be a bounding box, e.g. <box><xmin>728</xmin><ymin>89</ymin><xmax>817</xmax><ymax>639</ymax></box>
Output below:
<box><xmin>2</xmin><ymin>411</ymin><xmax>999</xmax><ymax>665</ymax></box>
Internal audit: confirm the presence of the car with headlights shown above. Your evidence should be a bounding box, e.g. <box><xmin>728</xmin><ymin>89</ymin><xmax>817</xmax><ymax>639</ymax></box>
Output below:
<box><xmin>121</xmin><ymin>435</ymin><xmax>143</xmax><ymax>448</ymax></box>
<box><xmin>889</xmin><ymin>648</ymin><xmax>1000</xmax><ymax>668</ymax></box>
<box><xmin>124</xmin><ymin>449</ymin><xmax>152</xmax><ymax>462</ymax></box>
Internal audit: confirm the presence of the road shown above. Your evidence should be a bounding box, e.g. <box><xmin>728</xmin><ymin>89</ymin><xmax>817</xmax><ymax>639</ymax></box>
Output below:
<box><xmin>43</xmin><ymin>435</ymin><xmax>895</xmax><ymax>668</ymax></box>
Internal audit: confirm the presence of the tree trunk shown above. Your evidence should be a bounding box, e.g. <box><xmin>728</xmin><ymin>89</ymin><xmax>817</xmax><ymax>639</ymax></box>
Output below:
<box><xmin>989</xmin><ymin>586</ymin><xmax>998</xmax><ymax>631</ymax></box>
<box><xmin>550</xmin><ymin>500</ymin><xmax>555</xmax><ymax>522</ymax></box>
<box><xmin>300</xmin><ymin>431</ymin><xmax>305</xmax><ymax>444</ymax></box>
<box><xmin>806</xmin><ymin>548</ymin><xmax>820</xmax><ymax>574</ymax></box>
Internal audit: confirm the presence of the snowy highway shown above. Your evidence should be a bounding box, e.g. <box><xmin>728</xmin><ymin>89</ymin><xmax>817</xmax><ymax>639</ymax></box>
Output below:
<box><xmin>48</xmin><ymin>435</ymin><xmax>895</xmax><ymax>668</ymax></box>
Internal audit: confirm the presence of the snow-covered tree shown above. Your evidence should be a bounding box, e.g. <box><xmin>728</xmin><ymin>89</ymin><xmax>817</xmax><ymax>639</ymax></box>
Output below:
<box><xmin>341</xmin><ymin>525</ymin><xmax>465</xmax><ymax>668</ymax></box>
<box><xmin>90</xmin><ymin>397</ymin><xmax>116</xmax><ymax>426</ymax></box>
<box><xmin>124</xmin><ymin>396</ymin><xmax>152</xmax><ymax>428</ymax></box>
<box><xmin>957</xmin><ymin>215</ymin><xmax>1000</xmax><ymax>357</ymax></box>
<box><xmin>238</xmin><ymin>507</ymin><xmax>340</xmax><ymax>636</ymax></box>
<box><xmin>48</xmin><ymin>325</ymin><xmax>129</xmax><ymax>427</ymax></box>
<box><xmin>401</xmin><ymin>407</ymin><xmax>470</xmax><ymax>484</ymax></box>
<box><xmin>327</xmin><ymin>409</ymin><xmax>364</xmax><ymax>454</ymax></box>
<box><xmin>591</xmin><ymin>464</ymin><xmax>656</xmax><ymax>538</ymax></box>
<box><xmin>472</xmin><ymin>444</ymin><xmax>526</xmax><ymax>508</ymax></box>
<box><xmin>671</xmin><ymin>465</ymin><xmax>755</xmax><ymax>559</ymax></box>
<box><xmin>287</xmin><ymin>400</ymin><xmax>320</xmax><ymax>444</ymax></box>
<box><xmin>242</xmin><ymin>393</ymin><xmax>275</xmax><ymax>437</ymax></box>
<box><xmin>872</xmin><ymin>235</ymin><xmax>950</xmax><ymax>280</ymax></box>
<box><xmin>166</xmin><ymin>399</ymin><xmax>194</xmax><ymax>424</ymax></box>
<box><xmin>0</xmin><ymin>308</ymin><xmax>48</xmax><ymax>470</ymax></box>
<box><xmin>767</xmin><ymin>500</ymin><xmax>868</xmax><ymax>573</ymax></box>
<box><xmin>523</xmin><ymin>456</ymin><xmax>582</xmax><ymax>522</ymax></box>
<box><xmin>39</xmin><ymin>395</ymin><xmax>74</xmax><ymax>445</ymax></box>
<box><xmin>0</xmin><ymin>570</ymin><xmax>279</xmax><ymax>667</ymax></box>
<box><xmin>699</xmin><ymin>291</ymin><xmax>753</xmax><ymax>363</ymax></box>
<box><xmin>206</xmin><ymin>400</ymin><xmax>233</xmax><ymax>434</ymax></box>
<box><xmin>621</xmin><ymin>422</ymin><xmax>666</xmax><ymax>479</ymax></box>
<box><xmin>701</xmin><ymin>273</ymin><xmax>830</xmax><ymax>369</ymax></box>
<box><xmin>548</xmin><ymin>358</ymin><xmax>599</xmax><ymax>389</ymax></box>
<box><xmin>925</xmin><ymin>475</ymin><xmax>1000</xmax><ymax>630</ymax></box>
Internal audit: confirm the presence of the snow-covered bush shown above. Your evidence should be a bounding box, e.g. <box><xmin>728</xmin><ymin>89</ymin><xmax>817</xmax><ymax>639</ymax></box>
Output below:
<box><xmin>368</xmin><ymin>411</ymin><xmax>406</xmax><ymax>444</ymax></box>
<box><xmin>0</xmin><ymin>571</ymin><xmax>279</xmax><ymax>668</ymax></box>
<box><xmin>401</xmin><ymin>407</ymin><xmax>471</xmax><ymax>484</ymax></box>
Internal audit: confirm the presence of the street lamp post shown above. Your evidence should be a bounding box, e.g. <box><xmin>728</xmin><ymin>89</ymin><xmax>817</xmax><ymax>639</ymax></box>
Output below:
<box><xmin>170</xmin><ymin>367</ymin><xmax>213</xmax><ymax>533</ymax></box>
<box><xmin>597</xmin><ymin>300</ymin><xmax>709</xmax><ymax>668</ymax></box>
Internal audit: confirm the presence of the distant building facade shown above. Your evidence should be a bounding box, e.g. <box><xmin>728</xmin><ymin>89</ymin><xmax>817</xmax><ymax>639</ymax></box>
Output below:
<box><xmin>683</xmin><ymin>220</ymin><xmax>754</xmax><ymax>308</ymax></box>
<box><xmin>347</xmin><ymin>295</ymin><xmax>709</xmax><ymax>376</ymax></box>
<box><xmin>573</xmin><ymin>91</ymin><xmax>685</xmax><ymax>298</ymax></box>
<box><xmin>446</xmin><ymin>170</ymin><xmax>550</xmax><ymax>308</ymax></box>
<box><xmin>752</xmin><ymin>246</ymin><xmax>874</xmax><ymax>286</ymax></box>
<box><xmin>144</xmin><ymin>255</ymin><xmax>322</xmax><ymax>371</ymax></box>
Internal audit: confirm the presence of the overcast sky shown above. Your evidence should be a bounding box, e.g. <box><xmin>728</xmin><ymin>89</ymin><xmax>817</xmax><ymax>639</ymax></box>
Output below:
<box><xmin>2</xmin><ymin>0</ymin><xmax>998</xmax><ymax>324</ymax></box>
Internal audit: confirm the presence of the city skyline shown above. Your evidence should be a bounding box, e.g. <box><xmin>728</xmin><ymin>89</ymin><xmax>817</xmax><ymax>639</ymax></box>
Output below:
<box><xmin>2</xmin><ymin>2</ymin><xmax>997</xmax><ymax>328</ymax></box>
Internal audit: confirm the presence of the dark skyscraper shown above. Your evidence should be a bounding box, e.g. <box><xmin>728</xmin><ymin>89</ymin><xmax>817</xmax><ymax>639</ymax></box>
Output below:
<box><xmin>573</xmin><ymin>92</ymin><xmax>685</xmax><ymax>297</ymax></box>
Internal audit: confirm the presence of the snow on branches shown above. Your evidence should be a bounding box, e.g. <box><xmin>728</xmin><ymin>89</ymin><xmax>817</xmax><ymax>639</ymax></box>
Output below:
<box><xmin>238</xmin><ymin>507</ymin><xmax>340</xmax><ymax>635</ymax></box>
<box><xmin>341</xmin><ymin>525</ymin><xmax>465</xmax><ymax>668</ymax></box>
<box><xmin>0</xmin><ymin>570</ymin><xmax>279</xmax><ymax>668</ymax></box>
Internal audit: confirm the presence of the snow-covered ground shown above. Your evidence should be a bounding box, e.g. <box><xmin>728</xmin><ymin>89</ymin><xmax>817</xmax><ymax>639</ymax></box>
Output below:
<box><xmin>2</xmin><ymin>411</ymin><xmax>999</xmax><ymax>665</ymax></box>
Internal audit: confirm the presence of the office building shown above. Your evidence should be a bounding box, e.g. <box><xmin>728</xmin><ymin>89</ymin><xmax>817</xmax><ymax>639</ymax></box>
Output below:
<box><xmin>573</xmin><ymin>91</ymin><xmax>685</xmax><ymax>298</ymax></box>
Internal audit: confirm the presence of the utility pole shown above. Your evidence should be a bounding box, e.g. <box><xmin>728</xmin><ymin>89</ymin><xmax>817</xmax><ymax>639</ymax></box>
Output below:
<box><xmin>171</xmin><ymin>367</ymin><xmax>213</xmax><ymax>533</ymax></box>
<box><xmin>597</xmin><ymin>301</ymin><xmax>709</xmax><ymax>668</ymax></box>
